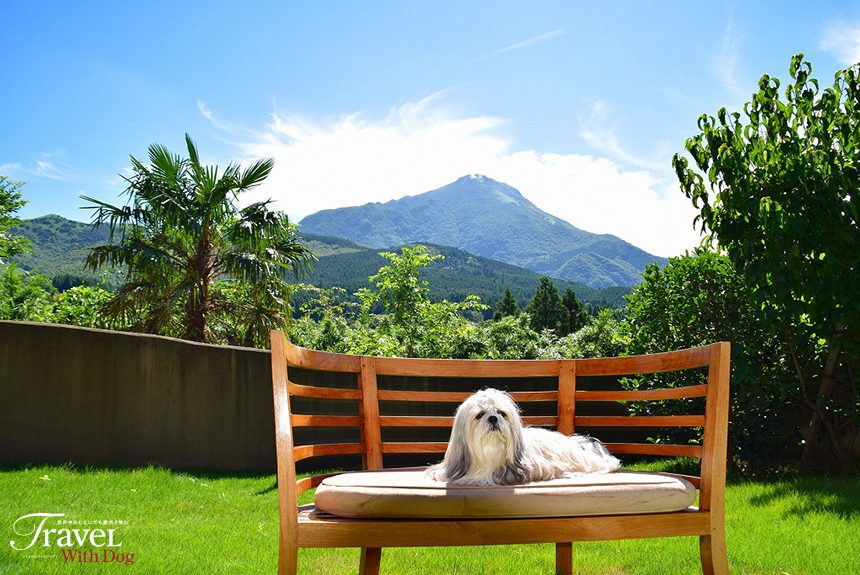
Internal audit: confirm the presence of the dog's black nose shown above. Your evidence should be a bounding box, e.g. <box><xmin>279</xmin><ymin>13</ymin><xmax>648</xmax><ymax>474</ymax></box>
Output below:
<box><xmin>487</xmin><ymin>415</ymin><xmax>498</xmax><ymax>425</ymax></box>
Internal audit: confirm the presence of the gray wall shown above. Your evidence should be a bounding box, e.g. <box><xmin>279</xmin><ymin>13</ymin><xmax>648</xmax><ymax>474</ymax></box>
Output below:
<box><xmin>0</xmin><ymin>321</ymin><xmax>639</xmax><ymax>472</ymax></box>
<box><xmin>0</xmin><ymin>321</ymin><xmax>275</xmax><ymax>471</ymax></box>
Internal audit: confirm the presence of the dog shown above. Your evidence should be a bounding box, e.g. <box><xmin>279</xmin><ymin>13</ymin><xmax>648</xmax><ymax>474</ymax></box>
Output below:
<box><xmin>428</xmin><ymin>388</ymin><xmax>621</xmax><ymax>485</ymax></box>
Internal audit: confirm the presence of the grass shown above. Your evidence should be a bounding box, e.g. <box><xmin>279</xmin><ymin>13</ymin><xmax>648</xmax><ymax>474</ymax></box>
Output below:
<box><xmin>0</xmin><ymin>461</ymin><xmax>857</xmax><ymax>574</ymax></box>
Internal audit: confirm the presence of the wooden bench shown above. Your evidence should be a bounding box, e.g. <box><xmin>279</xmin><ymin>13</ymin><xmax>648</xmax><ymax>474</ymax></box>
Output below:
<box><xmin>270</xmin><ymin>331</ymin><xmax>730</xmax><ymax>574</ymax></box>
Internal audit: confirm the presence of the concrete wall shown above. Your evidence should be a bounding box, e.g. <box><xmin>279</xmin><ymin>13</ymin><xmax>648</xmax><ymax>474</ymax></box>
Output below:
<box><xmin>0</xmin><ymin>321</ymin><xmax>275</xmax><ymax>471</ymax></box>
<box><xmin>0</xmin><ymin>321</ymin><xmax>638</xmax><ymax>472</ymax></box>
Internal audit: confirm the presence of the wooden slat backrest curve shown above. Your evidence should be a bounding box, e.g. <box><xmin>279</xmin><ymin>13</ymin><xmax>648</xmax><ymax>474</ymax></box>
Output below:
<box><xmin>273</xmin><ymin>334</ymin><xmax>729</xmax><ymax>505</ymax></box>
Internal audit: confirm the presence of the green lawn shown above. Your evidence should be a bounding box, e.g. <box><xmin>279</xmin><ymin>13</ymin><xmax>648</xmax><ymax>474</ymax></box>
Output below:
<box><xmin>0</xmin><ymin>462</ymin><xmax>857</xmax><ymax>574</ymax></box>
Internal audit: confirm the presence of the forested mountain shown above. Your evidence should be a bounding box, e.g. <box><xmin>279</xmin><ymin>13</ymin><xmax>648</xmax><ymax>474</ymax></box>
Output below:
<box><xmin>9</xmin><ymin>214</ymin><xmax>121</xmax><ymax>287</ymax></box>
<box><xmin>10</xmin><ymin>215</ymin><xmax>629</xmax><ymax>311</ymax></box>
<box><xmin>300</xmin><ymin>240</ymin><xmax>630</xmax><ymax>315</ymax></box>
<box><xmin>299</xmin><ymin>174</ymin><xmax>668</xmax><ymax>287</ymax></box>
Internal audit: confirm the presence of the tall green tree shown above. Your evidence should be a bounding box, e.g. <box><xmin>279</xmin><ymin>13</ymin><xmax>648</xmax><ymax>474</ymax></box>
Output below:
<box><xmin>673</xmin><ymin>54</ymin><xmax>860</xmax><ymax>473</ymax></box>
<box><xmin>361</xmin><ymin>245</ymin><xmax>442</xmax><ymax>344</ymax></box>
<box><xmin>0</xmin><ymin>176</ymin><xmax>29</xmax><ymax>262</ymax></box>
<box><xmin>561</xmin><ymin>288</ymin><xmax>588</xmax><ymax>334</ymax></box>
<box><xmin>526</xmin><ymin>276</ymin><xmax>567</xmax><ymax>334</ymax></box>
<box><xmin>83</xmin><ymin>134</ymin><xmax>314</xmax><ymax>344</ymax></box>
<box><xmin>493</xmin><ymin>288</ymin><xmax>519</xmax><ymax>320</ymax></box>
<box><xmin>354</xmin><ymin>245</ymin><xmax>486</xmax><ymax>358</ymax></box>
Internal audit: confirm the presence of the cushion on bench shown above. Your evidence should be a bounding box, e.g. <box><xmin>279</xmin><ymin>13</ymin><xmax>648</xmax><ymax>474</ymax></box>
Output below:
<box><xmin>314</xmin><ymin>468</ymin><xmax>696</xmax><ymax>519</ymax></box>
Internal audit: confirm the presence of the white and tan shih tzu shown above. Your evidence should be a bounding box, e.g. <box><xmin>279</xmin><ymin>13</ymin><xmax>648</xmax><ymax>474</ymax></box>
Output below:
<box><xmin>428</xmin><ymin>388</ymin><xmax>621</xmax><ymax>485</ymax></box>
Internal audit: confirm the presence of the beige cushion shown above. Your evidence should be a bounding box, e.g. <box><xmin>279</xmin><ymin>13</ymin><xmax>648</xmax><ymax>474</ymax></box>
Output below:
<box><xmin>314</xmin><ymin>467</ymin><xmax>696</xmax><ymax>519</ymax></box>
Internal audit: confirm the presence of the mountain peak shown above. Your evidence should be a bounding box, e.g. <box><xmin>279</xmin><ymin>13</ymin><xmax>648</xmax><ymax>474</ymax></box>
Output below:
<box><xmin>459</xmin><ymin>173</ymin><xmax>494</xmax><ymax>184</ymax></box>
<box><xmin>299</xmin><ymin>176</ymin><xmax>667</xmax><ymax>287</ymax></box>
<box><xmin>453</xmin><ymin>173</ymin><xmax>510</xmax><ymax>188</ymax></box>
<box><xmin>443</xmin><ymin>174</ymin><xmax>529</xmax><ymax>204</ymax></box>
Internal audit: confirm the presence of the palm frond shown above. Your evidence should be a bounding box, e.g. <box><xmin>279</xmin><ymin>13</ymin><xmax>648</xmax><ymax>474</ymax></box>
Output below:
<box><xmin>237</xmin><ymin>158</ymin><xmax>274</xmax><ymax>191</ymax></box>
<box><xmin>80</xmin><ymin>196</ymin><xmax>134</xmax><ymax>241</ymax></box>
<box><xmin>148</xmin><ymin>143</ymin><xmax>184</xmax><ymax>187</ymax></box>
<box><xmin>222</xmin><ymin>206</ymin><xmax>315</xmax><ymax>279</ymax></box>
<box><xmin>184</xmin><ymin>133</ymin><xmax>200</xmax><ymax>165</ymax></box>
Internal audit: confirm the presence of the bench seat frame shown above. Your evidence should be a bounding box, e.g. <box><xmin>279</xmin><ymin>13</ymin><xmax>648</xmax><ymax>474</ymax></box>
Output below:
<box><xmin>270</xmin><ymin>331</ymin><xmax>730</xmax><ymax>575</ymax></box>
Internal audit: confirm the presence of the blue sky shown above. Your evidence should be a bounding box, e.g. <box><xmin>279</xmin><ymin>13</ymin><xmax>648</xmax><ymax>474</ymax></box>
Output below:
<box><xmin>3</xmin><ymin>1</ymin><xmax>859</xmax><ymax>256</ymax></box>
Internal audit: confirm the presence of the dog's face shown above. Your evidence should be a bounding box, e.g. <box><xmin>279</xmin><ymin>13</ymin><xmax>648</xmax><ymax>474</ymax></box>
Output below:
<box><xmin>458</xmin><ymin>388</ymin><xmax>521</xmax><ymax>445</ymax></box>
<box><xmin>441</xmin><ymin>388</ymin><xmax>528</xmax><ymax>485</ymax></box>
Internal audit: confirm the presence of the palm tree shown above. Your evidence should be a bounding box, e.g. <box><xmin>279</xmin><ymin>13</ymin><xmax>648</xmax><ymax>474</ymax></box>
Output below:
<box><xmin>82</xmin><ymin>134</ymin><xmax>314</xmax><ymax>344</ymax></box>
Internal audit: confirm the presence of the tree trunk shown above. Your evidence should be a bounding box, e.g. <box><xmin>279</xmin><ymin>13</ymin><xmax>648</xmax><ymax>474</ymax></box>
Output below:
<box><xmin>185</xmin><ymin>231</ymin><xmax>213</xmax><ymax>343</ymax></box>
<box><xmin>799</xmin><ymin>339</ymin><xmax>852</xmax><ymax>474</ymax></box>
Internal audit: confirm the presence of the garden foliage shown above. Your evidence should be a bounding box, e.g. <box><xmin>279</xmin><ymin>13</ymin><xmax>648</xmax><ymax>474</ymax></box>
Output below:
<box><xmin>674</xmin><ymin>54</ymin><xmax>859</xmax><ymax>473</ymax></box>
<box><xmin>0</xmin><ymin>176</ymin><xmax>29</xmax><ymax>262</ymax></box>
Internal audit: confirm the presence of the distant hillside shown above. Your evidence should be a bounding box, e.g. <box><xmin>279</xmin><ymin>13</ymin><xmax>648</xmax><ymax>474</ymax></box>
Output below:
<box><xmin>300</xmin><ymin>174</ymin><xmax>667</xmax><ymax>287</ymax></box>
<box><xmin>301</xmin><ymin>237</ymin><xmax>630</xmax><ymax>315</ymax></box>
<box><xmin>9</xmin><ymin>215</ymin><xmax>122</xmax><ymax>287</ymax></box>
<box><xmin>299</xmin><ymin>233</ymin><xmax>367</xmax><ymax>258</ymax></box>
<box><xmin>10</xmin><ymin>214</ymin><xmax>628</xmax><ymax>310</ymax></box>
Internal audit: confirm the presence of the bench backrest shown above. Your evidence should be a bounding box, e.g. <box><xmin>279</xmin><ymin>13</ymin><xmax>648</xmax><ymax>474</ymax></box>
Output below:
<box><xmin>271</xmin><ymin>331</ymin><xmax>730</xmax><ymax>519</ymax></box>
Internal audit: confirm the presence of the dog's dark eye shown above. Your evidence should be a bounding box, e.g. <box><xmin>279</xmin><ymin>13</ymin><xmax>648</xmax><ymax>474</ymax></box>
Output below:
<box><xmin>499</xmin><ymin>411</ymin><xmax>507</xmax><ymax>419</ymax></box>
<box><xmin>475</xmin><ymin>411</ymin><xmax>485</xmax><ymax>420</ymax></box>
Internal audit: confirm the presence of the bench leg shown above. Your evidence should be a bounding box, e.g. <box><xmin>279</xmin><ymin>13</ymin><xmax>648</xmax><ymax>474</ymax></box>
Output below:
<box><xmin>277</xmin><ymin>543</ymin><xmax>298</xmax><ymax>575</ymax></box>
<box><xmin>555</xmin><ymin>542</ymin><xmax>572</xmax><ymax>575</ymax></box>
<box><xmin>700</xmin><ymin>529</ymin><xmax>728</xmax><ymax>575</ymax></box>
<box><xmin>360</xmin><ymin>547</ymin><xmax>382</xmax><ymax>575</ymax></box>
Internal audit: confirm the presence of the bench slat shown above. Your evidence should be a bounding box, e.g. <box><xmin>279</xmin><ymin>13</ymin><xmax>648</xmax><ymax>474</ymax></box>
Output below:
<box><xmin>286</xmin><ymin>346</ymin><xmax>362</xmax><ymax>372</ymax></box>
<box><xmin>376</xmin><ymin>390</ymin><xmax>559</xmax><ymax>402</ymax></box>
<box><xmin>293</xmin><ymin>443</ymin><xmax>364</xmax><ymax>461</ymax></box>
<box><xmin>382</xmin><ymin>442</ymin><xmax>448</xmax><ymax>453</ymax></box>
<box><xmin>377</xmin><ymin>390</ymin><xmax>472</xmax><ymax>402</ymax></box>
<box><xmin>373</xmin><ymin>357</ymin><xmax>560</xmax><ymax>378</ymax></box>
<box><xmin>377</xmin><ymin>415</ymin><xmax>559</xmax><ymax>427</ymax></box>
<box><xmin>576</xmin><ymin>346</ymin><xmax>711</xmax><ymax>375</ymax></box>
<box><xmin>378</xmin><ymin>416</ymin><xmax>453</xmax><ymax>427</ymax></box>
<box><xmin>291</xmin><ymin>415</ymin><xmax>362</xmax><ymax>427</ymax></box>
<box><xmin>289</xmin><ymin>382</ymin><xmax>361</xmax><ymax>400</ymax></box>
<box><xmin>576</xmin><ymin>385</ymin><xmax>709</xmax><ymax>401</ymax></box>
<box><xmin>575</xmin><ymin>415</ymin><xmax>705</xmax><ymax>427</ymax></box>
<box><xmin>605</xmin><ymin>443</ymin><xmax>703</xmax><ymax>458</ymax></box>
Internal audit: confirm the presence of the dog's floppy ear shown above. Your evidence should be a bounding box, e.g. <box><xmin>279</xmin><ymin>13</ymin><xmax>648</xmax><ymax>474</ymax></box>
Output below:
<box><xmin>442</xmin><ymin>398</ymin><xmax>471</xmax><ymax>482</ymax></box>
<box><xmin>495</xmin><ymin>407</ymin><xmax>528</xmax><ymax>485</ymax></box>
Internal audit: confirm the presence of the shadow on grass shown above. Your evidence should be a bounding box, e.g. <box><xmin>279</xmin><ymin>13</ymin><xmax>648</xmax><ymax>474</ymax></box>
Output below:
<box><xmin>0</xmin><ymin>459</ymin><xmax>274</xmax><ymax>480</ymax></box>
<box><xmin>255</xmin><ymin>481</ymin><xmax>278</xmax><ymax>495</ymax></box>
<box><xmin>746</xmin><ymin>477</ymin><xmax>860</xmax><ymax>519</ymax></box>
<box><xmin>630</xmin><ymin>457</ymin><xmax>860</xmax><ymax>521</ymax></box>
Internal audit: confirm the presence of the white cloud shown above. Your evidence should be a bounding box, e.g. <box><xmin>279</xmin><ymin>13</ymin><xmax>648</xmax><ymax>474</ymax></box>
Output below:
<box><xmin>205</xmin><ymin>96</ymin><xmax>701</xmax><ymax>258</ymax></box>
<box><xmin>35</xmin><ymin>159</ymin><xmax>68</xmax><ymax>181</ymax></box>
<box><xmin>821</xmin><ymin>21</ymin><xmax>860</xmax><ymax>65</ymax></box>
<box><xmin>492</xmin><ymin>29</ymin><xmax>565</xmax><ymax>56</ymax></box>
<box><xmin>715</xmin><ymin>16</ymin><xmax>746</xmax><ymax>102</ymax></box>
<box><xmin>0</xmin><ymin>163</ymin><xmax>23</xmax><ymax>177</ymax></box>
<box><xmin>197</xmin><ymin>100</ymin><xmax>222</xmax><ymax>128</ymax></box>
<box><xmin>578</xmin><ymin>100</ymin><xmax>667</xmax><ymax>173</ymax></box>
<box><xmin>0</xmin><ymin>153</ymin><xmax>78</xmax><ymax>182</ymax></box>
